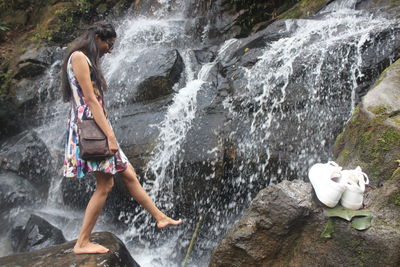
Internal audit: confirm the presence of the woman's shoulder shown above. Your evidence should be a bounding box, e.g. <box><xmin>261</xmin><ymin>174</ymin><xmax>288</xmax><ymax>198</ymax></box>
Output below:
<box><xmin>71</xmin><ymin>51</ymin><xmax>92</xmax><ymax>67</ymax></box>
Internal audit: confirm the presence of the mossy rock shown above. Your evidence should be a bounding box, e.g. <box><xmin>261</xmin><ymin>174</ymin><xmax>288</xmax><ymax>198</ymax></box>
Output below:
<box><xmin>334</xmin><ymin>109</ymin><xmax>399</xmax><ymax>185</ymax></box>
<box><xmin>277</xmin><ymin>0</ymin><xmax>331</xmax><ymax>20</ymax></box>
<box><xmin>28</xmin><ymin>2</ymin><xmax>94</xmax><ymax>44</ymax></box>
<box><xmin>220</xmin><ymin>0</ymin><xmax>302</xmax><ymax>37</ymax></box>
<box><xmin>334</xmin><ymin>59</ymin><xmax>400</xmax><ymax>186</ymax></box>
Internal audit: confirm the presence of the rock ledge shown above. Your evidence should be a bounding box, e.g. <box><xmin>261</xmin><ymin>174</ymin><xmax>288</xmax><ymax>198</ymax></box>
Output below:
<box><xmin>0</xmin><ymin>232</ymin><xmax>140</xmax><ymax>267</ymax></box>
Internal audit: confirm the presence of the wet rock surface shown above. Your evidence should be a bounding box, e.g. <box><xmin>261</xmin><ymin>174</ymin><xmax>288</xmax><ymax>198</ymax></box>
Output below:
<box><xmin>0</xmin><ymin>232</ymin><xmax>141</xmax><ymax>267</ymax></box>
<box><xmin>209</xmin><ymin>180</ymin><xmax>400</xmax><ymax>267</ymax></box>
<box><xmin>0</xmin><ymin>131</ymin><xmax>53</xmax><ymax>196</ymax></box>
<box><xmin>0</xmin><ymin>0</ymin><xmax>399</xmax><ymax>265</ymax></box>
<box><xmin>11</xmin><ymin>214</ymin><xmax>66</xmax><ymax>253</ymax></box>
<box><xmin>334</xmin><ymin>58</ymin><xmax>400</xmax><ymax>185</ymax></box>
<box><xmin>106</xmin><ymin>48</ymin><xmax>184</xmax><ymax>105</ymax></box>
<box><xmin>0</xmin><ymin>171</ymin><xmax>40</xmax><ymax>212</ymax></box>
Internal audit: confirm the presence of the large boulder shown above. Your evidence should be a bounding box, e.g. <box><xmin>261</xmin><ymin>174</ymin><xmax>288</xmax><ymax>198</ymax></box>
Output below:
<box><xmin>0</xmin><ymin>232</ymin><xmax>141</xmax><ymax>267</ymax></box>
<box><xmin>0</xmin><ymin>131</ymin><xmax>53</xmax><ymax>196</ymax></box>
<box><xmin>11</xmin><ymin>214</ymin><xmax>66</xmax><ymax>253</ymax></box>
<box><xmin>13</xmin><ymin>44</ymin><xmax>56</xmax><ymax>80</ymax></box>
<box><xmin>209</xmin><ymin>180</ymin><xmax>400</xmax><ymax>266</ymax></box>
<box><xmin>188</xmin><ymin>0</ymin><xmax>331</xmax><ymax>43</ymax></box>
<box><xmin>106</xmin><ymin>48</ymin><xmax>184</xmax><ymax>105</ymax></box>
<box><xmin>333</xmin><ymin>58</ymin><xmax>400</xmax><ymax>186</ymax></box>
<box><xmin>0</xmin><ymin>171</ymin><xmax>40</xmax><ymax>212</ymax></box>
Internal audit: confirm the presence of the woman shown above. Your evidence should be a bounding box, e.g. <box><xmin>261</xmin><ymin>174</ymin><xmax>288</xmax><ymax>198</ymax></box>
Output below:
<box><xmin>61</xmin><ymin>22</ymin><xmax>182</xmax><ymax>254</ymax></box>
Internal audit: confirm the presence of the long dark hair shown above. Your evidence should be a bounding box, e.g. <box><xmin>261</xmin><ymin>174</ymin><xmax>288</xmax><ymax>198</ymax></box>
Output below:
<box><xmin>61</xmin><ymin>22</ymin><xmax>117</xmax><ymax>102</ymax></box>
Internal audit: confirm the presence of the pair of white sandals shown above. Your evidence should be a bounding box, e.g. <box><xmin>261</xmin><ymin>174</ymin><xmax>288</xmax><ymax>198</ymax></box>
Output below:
<box><xmin>308</xmin><ymin>161</ymin><xmax>369</xmax><ymax>210</ymax></box>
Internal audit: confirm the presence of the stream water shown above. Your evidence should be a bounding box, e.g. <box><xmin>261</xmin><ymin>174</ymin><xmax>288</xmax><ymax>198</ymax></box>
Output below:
<box><xmin>1</xmin><ymin>0</ymin><xmax>399</xmax><ymax>266</ymax></box>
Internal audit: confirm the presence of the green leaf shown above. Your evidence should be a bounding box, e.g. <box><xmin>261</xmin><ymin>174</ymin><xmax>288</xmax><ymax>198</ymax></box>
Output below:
<box><xmin>351</xmin><ymin>215</ymin><xmax>372</xmax><ymax>231</ymax></box>
<box><xmin>321</xmin><ymin>218</ymin><xmax>335</xmax><ymax>238</ymax></box>
<box><xmin>324</xmin><ymin>205</ymin><xmax>372</xmax><ymax>221</ymax></box>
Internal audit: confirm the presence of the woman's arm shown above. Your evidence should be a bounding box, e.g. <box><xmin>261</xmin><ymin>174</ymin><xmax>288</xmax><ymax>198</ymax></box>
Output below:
<box><xmin>71</xmin><ymin>51</ymin><xmax>118</xmax><ymax>153</ymax></box>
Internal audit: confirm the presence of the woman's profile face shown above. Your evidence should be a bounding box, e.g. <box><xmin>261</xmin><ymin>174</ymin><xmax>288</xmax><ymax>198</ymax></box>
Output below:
<box><xmin>96</xmin><ymin>35</ymin><xmax>116</xmax><ymax>57</ymax></box>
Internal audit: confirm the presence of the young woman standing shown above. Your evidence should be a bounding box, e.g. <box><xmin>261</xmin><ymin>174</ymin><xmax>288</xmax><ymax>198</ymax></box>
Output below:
<box><xmin>61</xmin><ymin>22</ymin><xmax>182</xmax><ymax>254</ymax></box>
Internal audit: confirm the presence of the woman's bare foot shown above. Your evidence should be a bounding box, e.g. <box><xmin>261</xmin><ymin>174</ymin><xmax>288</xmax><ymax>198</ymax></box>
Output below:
<box><xmin>73</xmin><ymin>242</ymin><xmax>109</xmax><ymax>254</ymax></box>
<box><xmin>157</xmin><ymin>216</ymin><xmax>183</xmax><ymax>228</ymax></box>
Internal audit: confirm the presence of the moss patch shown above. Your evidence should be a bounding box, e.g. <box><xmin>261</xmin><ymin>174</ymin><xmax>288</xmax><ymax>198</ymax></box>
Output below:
<box><xmin>368</xmin><ymin>105</ymin><xmax>388</xmax><ymax>115</ymax></box>
<box><xmin>221</xmin><ymin>0</ymin><xmax>301</xmax><ymax>37</ymax></box>
<box><xmin>333</xmin><ymin>108</ymin><xmax>400</xmax><ymax>185</ymax></box>
<box><xmin>278</xmin><ymin>0</ymin><xmax>330</xmax><ymax>20</ymax></box>
<box><xmin>392</xmin><ymin>191</ymin><xmax>400</xmax><ymax>206</ymax></box>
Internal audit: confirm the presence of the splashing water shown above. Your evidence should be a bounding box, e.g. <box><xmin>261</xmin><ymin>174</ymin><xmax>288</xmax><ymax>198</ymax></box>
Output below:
<box><xmin>1</xmin><ymin>1</ymin><xmax>399</xmax><ymax>267</ymax></box>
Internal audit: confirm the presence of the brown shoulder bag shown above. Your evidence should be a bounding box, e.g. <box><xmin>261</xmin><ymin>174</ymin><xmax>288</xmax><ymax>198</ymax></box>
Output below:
<box><xmin>78</xmin><ymin>119</ymin><xmax>113</xmax><ymax>160</ymax></box>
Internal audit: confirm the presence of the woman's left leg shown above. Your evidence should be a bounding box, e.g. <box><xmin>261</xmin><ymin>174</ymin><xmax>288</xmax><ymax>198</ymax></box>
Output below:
<box><xmin>73</xmin><ymin>171</ymin><xmax>114</xmax><ymax>254</ymax></box>
<box><xmin>121</xmin><ymin>163</ymin><xmax>182</xmax><ymax>228</ymax></box>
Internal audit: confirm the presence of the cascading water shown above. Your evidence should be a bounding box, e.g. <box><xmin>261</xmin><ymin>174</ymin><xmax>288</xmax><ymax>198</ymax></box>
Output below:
<box><xmin>1</xmin><ymin>0</ymin><xmax>399</xmax><ymax>266</ymax></box>
<box><xmin>224</xmin><ymin>0</ymin><xmax>400</xmax><ymax>190</ymax></box>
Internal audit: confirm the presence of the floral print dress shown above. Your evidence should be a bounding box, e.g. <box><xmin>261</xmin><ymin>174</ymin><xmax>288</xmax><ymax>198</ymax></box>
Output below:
<box><xmin>63</xmin><ymin>51</ymin><xmax>129</xmax><ymax>178</ymax></box>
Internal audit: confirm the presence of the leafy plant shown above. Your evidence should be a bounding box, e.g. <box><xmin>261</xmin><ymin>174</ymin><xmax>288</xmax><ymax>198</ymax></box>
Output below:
<box><xmin>0</xmin><ymin>23</ymin><xmax>9</xmax><ymax>32</ymax></box>
<box><xmin>321</xmin><ymin>205</ymin><xmax>373</xmax><ymax>239</ymax></box>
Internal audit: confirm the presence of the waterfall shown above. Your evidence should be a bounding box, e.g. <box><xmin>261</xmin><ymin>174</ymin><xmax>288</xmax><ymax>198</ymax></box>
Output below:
<box><xmin>1</xmin><ymin>0</ymin><xmax>399</xmax><ymax>266</ymax></box>
<box><xmin>227</xmin><ymin>4</ymin><xmax>399</xmax><ymax>180</ymax></box>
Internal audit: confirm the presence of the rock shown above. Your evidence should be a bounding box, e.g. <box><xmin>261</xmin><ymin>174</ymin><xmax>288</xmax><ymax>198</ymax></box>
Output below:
<box><xmin>0</xmin><ymin>171</ymin><xmax>40</xmax><ymax>212</ymax></box>
<box><xmin>192</xmin><ymin>0</ymin><xmax>329</xmax><ymax>43</ymax></box>
<box><xmin>13</xmin><ymin>78</ymin><xmax>40</xmax><ymax>108</ymax></box>
<box><xmin>0</xmin><ymin>101</ymin><xmax>21</xmax><ymax>141</ymax></box>
<box><xmin>356</xmin><ymin>0</ymin><xmax>400</xmax><ymax>19</ymax></box>
<box><xmin>209</xmin><ymin>180</ymin><xmax>314</xmax><ymax>266</ymax></box>
<box><xmin>209</xmin><ymin>179</ymin><xmax>400</xmax><ymax>266</ymax></box>
<box><xmin>106</xmin><ymin>48</ymin><xmax>184</xmax><ymax>105</ymax></box>
<box><xmin>333</xmin><ymin>59</ymin><xmax>400</xmax><ymax>185</ymax></box>
<box><xmin>13</xmin><ymin>45</ymin><xmax>55</xmax><ymax>80</ymax></box>
<box><xmin>11</xmin><ymin>214</ymin><xmax>66</xmax><ymax>253</ymax></box>
<box><xmin>0</xmin><ymin>131</ymin><xmax>53</xmax><ymax>196</ymax></box>
<box><xmin>0</xmin><ymin>232</ymin><xmax>141</xmax><ymax>267</ymax></box>
<box><xmin>109</xmin><ymin>98</ymin><xmax>170</xmax><ymax>173</ymax></box>
<box><xmin>13</xmin><ymin>61</ymin><xmax>47</xmax><ymax>80</ymax></box>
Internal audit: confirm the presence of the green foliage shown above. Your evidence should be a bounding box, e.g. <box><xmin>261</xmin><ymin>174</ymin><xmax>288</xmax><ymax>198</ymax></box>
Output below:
<box><xmin>389</xmin><ymin>190</ymin><xmax>400</xmax><ymax>206</ymax></box>
<box><xmin>334</xmin><ymin>104</ymin><xmax>400</xmax><ymax>184</ymax></box>
<box><xmin>278</xmin><ymin>0</ymin><xmax>329</xmax><ymax>19</ymax></box>
<box><xmin>368</xmin><ymin>105</ymin><xmax>388</xmax><ymax>115</ymax></box>
<box><xmin>0</xmin><ymin>23</ymin><xmax>9</xmax><ymax>32</ymax></box>
<box><xmin>351</xmin><ymin>215</ymin><xmax>373</xmax><ymax>230</ymax></box>
<box><xmin>321</xmin><ymin>218</ymin><xmax>335</xmax><ymax>238</ymax></box>
<box><xmin>321</xmin><ymin>206</ymin><xmax>373</xmax><ymax>238</ymax></box>
<box><xmin>324</xmin><ymin>205</ymin><xmax>372</xmax><ymax>221</ymax></box>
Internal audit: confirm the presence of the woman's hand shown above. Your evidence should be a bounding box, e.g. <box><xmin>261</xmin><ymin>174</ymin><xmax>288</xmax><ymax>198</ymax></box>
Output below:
<box><xmin>107</xmin><ymin>135</ymin><xmax>119</xmax><ymax>155</ymax></box>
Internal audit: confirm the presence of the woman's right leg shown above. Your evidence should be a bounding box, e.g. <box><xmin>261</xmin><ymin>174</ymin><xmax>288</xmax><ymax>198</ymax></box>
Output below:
<box><xmin>73</xmin><ymin>172</ymin><xmax>114</xmax><ymax>254</ymax></box>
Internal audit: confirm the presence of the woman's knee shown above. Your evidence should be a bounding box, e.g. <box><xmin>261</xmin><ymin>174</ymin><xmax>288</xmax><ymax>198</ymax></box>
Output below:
<box><xmin>95</xmin><ymin>173</ymin><xmax>114</xmax><ymax>194</ymax></box>
<box><xmin>122</xmin><ymin>165</ymin><xmax>139</xmax><ymax>184</ymax></box>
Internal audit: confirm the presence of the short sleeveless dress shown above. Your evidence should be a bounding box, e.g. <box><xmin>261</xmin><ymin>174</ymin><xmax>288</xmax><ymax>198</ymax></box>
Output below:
<box><xmin>63</xmin><ymin>51</ymin><xmax>129</xmax><ymax>178</ymax></box>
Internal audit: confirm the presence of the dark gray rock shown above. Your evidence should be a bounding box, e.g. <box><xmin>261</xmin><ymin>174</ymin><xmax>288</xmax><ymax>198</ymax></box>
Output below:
<box><xmin>334</xmin><ymin>59</ymin><xmax>400</xmax><ymax>185</ymax></box>
<box><xmin>0</xmin><ymin>101</ymin><xmax>21</xmax><ymax>141</ymax></box>
<box><xmin>209</xmin><ymin>180</ymin><xmax>400</xmax><ymax>267</ymax></box>
<box><xmin>109</xmin><ymin>96</ymin><xmax>172</xmax><ymax>173</ymax></box>
<box><xmin>0</xmin><ymin>171</ymin><xmax>40</xmax><ymax>212</ymax></box>
<box><xmin>13</xmin><ymin>78</ymin><xmax>40</xmax><ymax>108</ymax></box>
<box><xmin>194</xmin><ymin>47</ymin><xmax>217</xmax><ymax>64</ymax></box>
<box><xmin>14</xmin><ymin>61</ymin><xmax>47</xmax><ymax>80</ymax></box>
<box><xmin>106</xmin><ymin>48</ymin><xmax>184</xmax><ymax>105</ymax></box>
<box><xmin>0</xmin><ymin>232</ymin><xmax>141</xmax><ymax>267</ymax></box>
<box><xmin>11</xmin><ymin>214</ymin><xmax>66</xmax><ymax>253</ymax></box>
<box><xmin>13</xmin><ymin>45</ymin><xmax>56</xmax><ymax>80</ymax></box>
<box><xmin>0</xmin><ymin>131</ymin><xmax>53</xmax><ymax>196</ymax></box>
<box><xmin>356</xmin><ymin>0</ymin><xmax>400</xmax><ymax>19</ymax></box>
